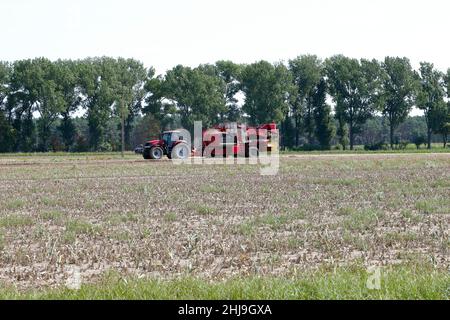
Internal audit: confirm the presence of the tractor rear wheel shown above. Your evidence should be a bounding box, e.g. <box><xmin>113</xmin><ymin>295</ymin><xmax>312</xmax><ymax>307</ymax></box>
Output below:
<box><xmin>149</xmin><ymin>147</ymin><xmax>164</xmax><ymax>160</ymax></box>
<box><xmin>171</xmin><ymin>144</ymin><xmax>190</xmax><ymax>160</ymax></box>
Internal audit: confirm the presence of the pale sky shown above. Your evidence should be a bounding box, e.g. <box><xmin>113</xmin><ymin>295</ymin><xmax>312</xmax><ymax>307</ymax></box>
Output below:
<box><xmin>1</xmin><ymin>0</ymin><xmax>449</xmax><ymax>75</ymax></box>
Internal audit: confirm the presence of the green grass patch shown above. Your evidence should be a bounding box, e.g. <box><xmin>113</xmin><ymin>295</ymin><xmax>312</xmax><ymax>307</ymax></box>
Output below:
<box><xmin>0</xmin><ymin>214</ymin><xmax>34</xmax><ymax>228</ymax></box>
<box><xmin>0</xmin><ymin>230</ymin><xmax>5</xmax><ymax>250</ymax></box>
<box><xmin>342</xmin><ymin>231</ymin><xmax>370</xmax><ymax>251</ymax></box>
<box><xmin>194</xmin><ymin>205</ymin><xmax>217</xmax><ymax>216</ymax></box>
<box><xmin>199</xmin><ymin>184</ymin><xmax>228</xmax><ymax>194</ymax></box>
<box><xmin>311</xmin><ymin>178</ymin><xmax>359</xmax><ymax>186</ymax></box>
<box><xmin>110</xmin><ymin>231</ymin><xmax>132</xmax><ymax>242</ymax></box>
<box><xmin>4</xmin><ymin>199</ymin><xmax>25</xmax><ymax>210</ymax></box>
<box><xmin>65</xmin><ymin>219</ymin><xmax>100</xmax><ymax>235</ymax></box>
<box><xmin>338</xmin><ymin>207</ymin><xmax>356</xmax><ymax>216</ymax></box>
<box><xmin>0</xmin><ymin>265</ymin><xmax>448</xmax><ymax>300</ymax></box>
<box><xmin>107</xmin><ymin>212</ymin><xmax>139</xmax><ymax>225</ymax></box>
<box><xmin>40</xmin><ymin>210</ymin><xmax>63</xmax><ymax>221</ymax></box>
<box><xmin>164</xmin><ymin>212</ymin><xmax>177</xmax><ymax>223</ymax></box>
<box><xmin>255</xmin><ymin>211</ymin><xmax>305</xmax><ymax>230</ymax></box>
<box><xmin>281</xmin><ymin>145</ymin><xmax>450</xmax><ymax>155</ymax></box>
<box><xmin>430</xmin><ymin>179</ymin><xmax>450</xmax><ymax>188</ymax></box>
<box><xmin>40</xmin><ymin>197</ymin><xmax>59</xmax><ymax>206</ymax></box>
<box><xmin>234</xmin><ymin>221</ymin><xmax>256</xmax><ymax>236</ymax></box>
<box><xmin>234</xmin><ymin>210</ymin><xmax>305</xmax><ymax>235</ymax></box>
<box><xmin>400</xmin><ymin>209</ymin><xmax>423</xmax><ymax>223</ymax></box>
<box><xmin>343</xmin><ymin>209</ymin><xmax>384</xmax><ymax>232</ymax></box>
<box><xmin>63</xmin><ymin>219</ymin><xmax>101</xmax><ymax>243</ymax></box>
<box><xmin>415</xmin><ymin>199</ymin><xmax>449</xmax><ymax>215</ymax></box>
<box><xmin>383</xmin><ymin>231</ymin><xmax>419</xmax><ymax>246</ymax></box>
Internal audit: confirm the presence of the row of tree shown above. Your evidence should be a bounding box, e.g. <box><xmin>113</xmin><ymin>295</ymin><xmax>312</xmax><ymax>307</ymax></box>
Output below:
<box><xmin>0</xmin><ymin>55</ymin><xmax>449</xmax><ymax>153</ymax></box>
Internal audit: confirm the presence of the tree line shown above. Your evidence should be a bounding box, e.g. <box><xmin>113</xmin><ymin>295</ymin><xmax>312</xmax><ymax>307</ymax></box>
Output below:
<box><xmin>0</xmin><ymin>55</ymin><xmax>449</xmax><ymax>153</ymax></box>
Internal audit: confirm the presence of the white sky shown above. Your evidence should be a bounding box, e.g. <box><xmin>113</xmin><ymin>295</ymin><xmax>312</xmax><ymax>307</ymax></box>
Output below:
<box><xmin>1</xmin><ymin>0</ymin><xmax>449</xmax><ymax>116</ymax></box>
<box><xmin>1</xmin><ymin>0</ymin><xmax>449</xmax><ymax>74</ymax></box>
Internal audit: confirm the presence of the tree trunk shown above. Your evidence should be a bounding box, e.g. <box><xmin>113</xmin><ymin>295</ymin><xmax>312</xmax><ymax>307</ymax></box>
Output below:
<box><xmin>307</xmin><ymin>102</ymin><xmax>314</xmax><ymax>144</ymax></box>
<box><xmin>125</xmin><ymin>114</ymin><xmax>134</xmax><ymax>151</ymax></box>
<box><xmin>443</xmin><ymin>134</ymin><xmax>447</xmax><ymax>149</ymax></box>
<box><xmin>427</xmin><ymin>127</ymin><xmax>432</xmax><ymax>150</ymax></box>
<box><xmin>121</xmin><ymin>113</ymin><xmax>125</xmax><ymax>158</ymax></box>
<box><xmin>308</xmin><ymin>129</ymin><xmax>313</xmax><ymax>145</ymax></box>
<box><xmin>293</xmin><ymin>99</ymin><xmax>301</xmax><ymax>147</ymax></box>
<box><xmin>390</xmin><ymin>123</ymin><xmax>394</xmax><ymax>150</ymax></box>
<box><xmin>295</xmin><ymin>114</ymin><xmax>300</xmax><ymax>147</ymax></box>
<box><xmin>349</xmin><ymin>122</ymin><xmax>354</xmax><ymax>151</ymax></box>
<box><xmin>62</xmin><ymin>113</ymin><xmax>71</xmax><ymax>152</ymax></box>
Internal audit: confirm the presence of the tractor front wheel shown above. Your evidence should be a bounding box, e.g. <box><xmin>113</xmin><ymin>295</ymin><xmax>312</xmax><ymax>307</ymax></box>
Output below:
<box><xmin>149</xmin><ymin>146</ymin><xmax>164</xmax><ymax>160</ymax></box>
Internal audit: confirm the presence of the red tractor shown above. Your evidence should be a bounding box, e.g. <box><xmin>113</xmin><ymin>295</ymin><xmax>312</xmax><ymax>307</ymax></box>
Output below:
<box><xmin>143</xmin><ymin>131</ymin><xmax>191</xmax><ymax>160</ymax></box>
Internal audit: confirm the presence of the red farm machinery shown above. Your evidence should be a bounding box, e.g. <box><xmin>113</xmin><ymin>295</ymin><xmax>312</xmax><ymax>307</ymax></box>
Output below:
<box><xmin>142</xmin><ymin>123</ymin><xmax>278</xmax><ymax>160</ymax></box>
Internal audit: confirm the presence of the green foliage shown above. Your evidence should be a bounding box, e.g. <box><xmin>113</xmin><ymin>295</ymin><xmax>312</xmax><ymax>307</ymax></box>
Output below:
<box><xmin>429</xmin><ymin>102</ymin><xmax>450</xmax><ymax>148</ymax></box>
<box><xmin>313</xmin><ymin>79</ymin><xmax>335</xmax><ymax>148</ymax></box>
<box><xmin>445</xmin><ymin>69</ymin><xmax>450</xmax><ymax>96</ymax></box>
<box><xmin>364</xmin><ymin>141</ymin><xmax>389</xmax><ymax>151</ymax></box>
<box><xmin>412</xmin><ymin>134</ymin><xmax>427</xmax><ymax>149</ymax></box>
<box><xmin>416</xmin><ymin>62</ymin><xmax>446</xmax><ymax>149</ymax></box>
<box><xmin>158</xmin><ymin>64</ymin><xmax>226</xmax><ymax>129</ymax></box>
<box><xmin>111</xmin><ymin>58</ymin><xmax>147</xmax><ymax>151</ymax></box>
<box><xmin>216</xmin><ymin>60</ymin><xmax>243</xmax><ymax>122</ymax></box>
<box><xmin>0</xmin><ymin>111</ymin><xmax>15</xmax><ymax>152</ymax></box>
<box><xmin>0</xmin><ymin>62</ymin><xmax>13</xmax><ymax>152</ymax></box>
<box><xmin>9</xmin><ymin>58</ymin><xmax>66</xmax><ymax>151</ymax></box>
<box><xmin>280</xmin><ymin>116</ymin><xmax>296</xmax><ymax>149</ymax></box>
<box><xmin>241</xmin><ymin>61</ymin><xmax>292</xmax><ymax>125</ymax></box>
<box><xmin>336</xmin><ymin>117</ymin><xmax>350</xmax><ymax>150</ymax></box>
<box><xmin>78</xmin><ymin>58</ymin><xmax>115</xmax><ymax>150</ymax></box>
<box><xmin>326</xmin><ymin>56</ymin><xmax>382</xmax><ymax>150</ymax></box>
<box><xmin>54</xmin><ymin>60</ymin><xmax>81</xmax><ymax>150</ymax></box>
<box><xmin>58</xmin><ymin>115</ymin><xmax>76</xmax><ymax>151</ymax></box>
<box><xmin>144</xmin><ymin>71</ymin><xmax>176</xmax><ymax>128</ymax></box>
<box><xmin>0</xmin><ymin>62</ymin><xmax>11</xmax><ymax>103</ymax></box>
<box><xmin>131</xmin><ymin>114</ymin><xmax>161</xmax><ymax>146</ymax></box>
<box><xmin>288</xmin><ymin>55</ymin><xmax>323</xmax><ymax>144</ymax></box>
<box><xmin>0</xmin><ymin>56</ymin><xmax>449</xmax><ymax>153</ymax></box>
<box><xmin>379</xmin><ymin>57</ymin><xmax>417</xmax><ymax>148</ymax></box>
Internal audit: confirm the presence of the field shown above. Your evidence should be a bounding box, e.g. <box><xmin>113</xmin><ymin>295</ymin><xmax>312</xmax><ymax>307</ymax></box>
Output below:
<box><xmin>0</xmin><ymin>152</ymin><xmax>449</xmax><ymax>299</ymax></box>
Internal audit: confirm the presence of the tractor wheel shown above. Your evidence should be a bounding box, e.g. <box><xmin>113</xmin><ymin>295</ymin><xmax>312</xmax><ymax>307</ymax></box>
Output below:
<box><xmin>143</xmin><ymin>151</ymin><xmax>151</xmax><ymax>160</ymax></box>
<box><xmin>149</xmin><ymin>146</ymin><xmax>164</xmax><ymax>160</ymax></box>
<box><xmin>171</xmin><ymin>144</ymin><xmax>190</xmax><ymax>160</ymax></box>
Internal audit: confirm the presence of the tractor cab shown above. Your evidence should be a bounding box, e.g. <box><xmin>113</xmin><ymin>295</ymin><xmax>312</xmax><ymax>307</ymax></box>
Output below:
<box><xmin>161</xmin><ymin>131</ymin><xmax>182</xmax><ymax>149</ymax></box>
